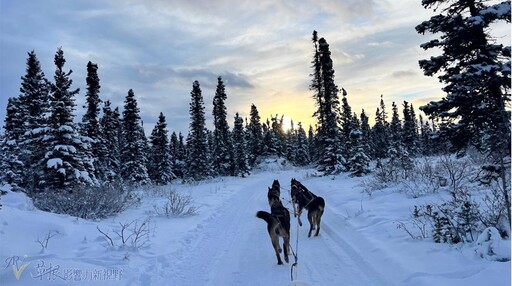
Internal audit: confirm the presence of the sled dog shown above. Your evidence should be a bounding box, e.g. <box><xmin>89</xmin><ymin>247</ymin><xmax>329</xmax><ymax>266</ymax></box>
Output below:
<box><xmin>291</xmin><ymin>178</ymin><xmax>325</xmax><ymax>237</ymax></box>
<box><xmin>256</xmin><ymin>198</ymin><xmax>291</xmax><ymax>265</ymax></box>
<box><xmin>267</xmin><ymin>179</ymin><xmax>281</xmax><ymax>206</ymax></box>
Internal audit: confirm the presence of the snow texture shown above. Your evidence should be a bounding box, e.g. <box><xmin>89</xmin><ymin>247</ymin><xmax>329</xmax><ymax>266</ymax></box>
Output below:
<box><xmin>0</xmin><ymin>165</ymin><xmax>510</xmax><ymax>285</ymax></box>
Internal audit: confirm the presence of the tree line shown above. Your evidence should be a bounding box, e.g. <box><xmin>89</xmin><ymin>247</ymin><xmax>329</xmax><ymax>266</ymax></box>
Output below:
<box><xmin>0</xmin><ymin>46</ymin><xmax>450</xmax><ymax>192</ymax></box>
<box><xmin>0</xmin><ymin>0</ymin><xmax>509</xmax><ymax>226</ymax></box>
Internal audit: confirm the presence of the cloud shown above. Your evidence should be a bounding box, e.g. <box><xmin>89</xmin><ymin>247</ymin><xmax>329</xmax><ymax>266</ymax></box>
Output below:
<box><xmin>2</xmin><ymin>0</ymin><xmax>508</xmax><ymax>136</ymax></box>
<box><xmin>391</xmin><ymin>70</ymin><xmax>417</xmax><ymax>78</ymax></box>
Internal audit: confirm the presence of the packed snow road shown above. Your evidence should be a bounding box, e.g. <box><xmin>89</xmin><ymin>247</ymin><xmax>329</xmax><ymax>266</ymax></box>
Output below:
<box><xmin>149</xmin><ymin>169</ymin><xmax>399</xmax><ymax>286</ymax></box>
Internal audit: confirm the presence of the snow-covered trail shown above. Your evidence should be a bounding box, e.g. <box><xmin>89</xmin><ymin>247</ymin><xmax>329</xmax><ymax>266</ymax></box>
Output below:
<box><xmin>149</xmin><ymin>170</ymin><xmax>401</xmax><ymax>286</ymax></box>
<box><xmin>1</xmin><ymin>167</ymin><xmax>509</xmax><ymax>286</ymax></box>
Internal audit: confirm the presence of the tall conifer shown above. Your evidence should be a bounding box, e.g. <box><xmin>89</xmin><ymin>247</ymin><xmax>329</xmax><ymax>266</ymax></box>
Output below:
<box><xmin>186</xmin><ymin>81</ymin><xmax>210</xmax><ymax>180</ymax></box>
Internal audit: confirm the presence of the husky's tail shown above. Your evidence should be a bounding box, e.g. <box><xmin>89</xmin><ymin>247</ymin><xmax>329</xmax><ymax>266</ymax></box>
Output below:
<box><xmin>256</xmin><ymin>210</ymin><xmax>274</xmax><ymax>225</ymax></box>
<box><xmin>307</xmin><ymin>197</ymin><xmax>325</xmax><ymax>212</ymax></box>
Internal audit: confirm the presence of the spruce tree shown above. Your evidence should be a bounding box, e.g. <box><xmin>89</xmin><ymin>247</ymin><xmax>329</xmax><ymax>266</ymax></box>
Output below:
<box><xmin>212</xmin><ymin>76</ymin><xmax>234</xmax><ymax>176</ymax></box>
<box><xmin>99</xmin><ymin>100</ymin><xmax>121</xmax><ymax>181</ymax></box>
<box><xmin>41</xmin><ymin>48</ymin><xmax>96</xmax><ymax>191</ymax></box>
<box><xmin>17</xmin><ymin>51</ymin><xmax>50</xmax><ymax>191</ymax></box>
<box><xmin>389</xmin><ymin>101</ymin><xmax>413</xmax><ymax>174</ymax></box>
<box><xmin>170</xmin><ymin>132</ymin><xmax>187</xmax><ymax>178</ymax></box>
<box><xmin>121</xmin><ymin>89</ymin><xmax>150</xmax><ymax>185</ymax></box>
<box><xmin>177</xmin><ymin>132</ymin><xmax>187</xmax><ymax>177</ymax></box>
<box><xmin>285</xmin><ymin>119</ymin><xmax>297</xmax><ymax>163</ymax></box>
<box><xmin>417</xmin><ymin>0</ymin><xmax>511</xmax><ymax>227</ymax></box>
<box><xmin>360</xmin><ymin>109</ymin><xmax>372</xmax><ymax>159</ymax></box>
<box><xmin>0</xmin><ymin>98</ymin><xmax>25</xmax><ymax>189</ymax></box>
<box><xmin>417</xmin><ymin>0</ymin><xmax>510</xmax><ymax>152</ymax></box>
<box><xmin>261</xmin><ymin>119</ymin><xmax>277</xmax><ymax>156</ymax></box>
<box><xmin>80</xmin><ymin>62</ymin><xmax>101</xmax><ymax>140</ymax></box>
<box><xmin>232</xmin><ymin>112</ymin><xmax>250</xmax><ymax>177</ymax></box>
<box><xmin>186</xmin><ymin>81</ymin><xmax>211</xmax><ymax>180</ymax></box>
<box><xmin>348</xmin><ymin>113</ymin><xmax>370</xmax><ymax>176</ymax></box>
<box><xmin>419</xmin><ymin>114</ymin><xmax>433</xmax><ymax>156</ymax></box>
<box><xmin>247</xmin><ymin>104</ymin><xmax>263</xmax><ymax>166</ymax></box>
<box><xmin>340</xmin><ymin>90</ymin><xmax>353</xmax><ymax>169</ymax></box>
<box><xmin>371</xmin><ymin>95</ymin><xmax>390</xmax><ymax>164</ymax></box>
<box><xmin>271</xmin><ymin>115</ymin><xmax>285</xmax><ymax>157</ymax></box>
<box><xmin>311</xmin><ymin>32</ymin><xmax>343</xmax><ymax>175</ymax></box>
<box><xmin>295</xmin><ymin>122</ymin><xmax>310</xmax><ymax>166</ymax></box>
<box><xmin>307</xmin><ymin>125</ymin><xmax>317</xmax><ymax>162</ymax></box>
<box><xmin>402</xmin><ymin>101</ymin><xmax>418</xmax><ymax>156</ymax></box>
<box><xmin>148</xmin><ymin>112</ymin><xmax>174</xmax><ymax>185</ymax></box>
<box><xmin>311</xmin><ymin>30</ymin><xmax>325</xmax><ymax>131</ymax></box>
<box><xmin>20</xmin><ymin>51</ymin><xmax>50</xmax><ymax>135</ymax></box>
<box><xmin>169</xmin><ymin>132</ymin><xmax>180</xmax><ymax>178</ymax></box>
<box><xmin>389</xmin><ymin>101</ymin><xmax>402</xmax><ymax>153</ymax></box>
<box><xmin>80</xmin><ymin>61</ymin><xmax>104</xmax><ymax>179</ymax></box>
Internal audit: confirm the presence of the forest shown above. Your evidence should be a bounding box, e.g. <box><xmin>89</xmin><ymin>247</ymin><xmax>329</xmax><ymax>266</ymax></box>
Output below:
<box><xmin>0</xmin><ymin>0</ymin><xmax>510</xmax><ymax>243</ymax></box>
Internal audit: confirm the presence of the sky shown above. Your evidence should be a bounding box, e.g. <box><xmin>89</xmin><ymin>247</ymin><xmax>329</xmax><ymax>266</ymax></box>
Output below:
<box><xmin>0</xmin><ymin>0</ymin><xmax>509</xmax><ymax>135</ymax></box>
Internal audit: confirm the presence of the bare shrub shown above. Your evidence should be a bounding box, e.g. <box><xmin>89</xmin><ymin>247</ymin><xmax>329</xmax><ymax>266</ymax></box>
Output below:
<box><xmin>33</xmin><ymin>180</ymin><xmax>141</xmax><ymax>219</ymax></box>
<box><xmin>97</xmin><ymin>217</ymin><xmax>153</xmax><ymax>249</ymax></box>
<box><xmin>396</xmin><ymin>205</ymin><xmax>433</xmax><ymax>240</ymax></box>
<box><xmin>400</xmin><ymin>157</ymin><xmax>442</xmax><ymax>198</ymax></box>
<box><xmin>438</xmin><ymin>154</ymin><xmax>475</xmax><ymax>194</ymax></box>
<box><xmin>36</xmin><ymin>230</ymin><xmax>59</xmax><ymax>252</ymax></box>
<box><xmin>153</xmin><ymin>190</ymin><xmax>199</xmax><ymax>218</ymax></box>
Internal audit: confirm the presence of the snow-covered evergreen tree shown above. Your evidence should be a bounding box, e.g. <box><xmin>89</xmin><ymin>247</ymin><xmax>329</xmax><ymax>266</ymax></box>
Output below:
<box><xmin>170</xmin><ymin>132</ymin><xmax>187</xmax><ymax>178</ymax></box>
<box><xmin>212</xmin><ymin>76</ymin><xmax>234</xmax><ymax>176</ymax></box>
<box><xmin>99</xmin><ymin>100</ymin><xmax>121</xmax><ymax>181</ymax></box>
<box><xmin>417</xmin><ymin>0</ymin><xmax>511</xmax><ymax>228</ymax></box>
<box><xmin>419</xmin><ymin>114</ymin><xmax>433</xmax><ymax>156</ymax></box>
<box><xmin>312</xmin><ymin>32</ymin><xmax>344</xmax><ymax>175</ymax></box>
<box><xmin>0</xmin><ymin>98</ymin><xmax>25</xmax><ymax>189</ymax></box>
<box><xmin>232</xmin><ymin>112</ymin><xmax>250</xmax><ymax>177</ymax></box>
<box><xmin>121</xmin><ymin>89</ymin><xmax>150</xmax><ymax>185</ymax></box>
<box><xmin>340</xmin><ymin>90</ymin><xmax>353</xmax><ymax>170</ymax></box>
<box><xmin>284</xmin><ymin>120</ymin><xmax>296</xmax><ymax>163</ymax></box>
<box><xmin>80</xmin><ymin>61</ymin><xmax>104</xmax><ymax>179</ymax></box>
<box><xmin>371</xmin><ymin>95</ymin><xmax>389</xmax><ymax>163</ymax></box>
<box><xmin>402</xmin><ymin>101</ymin><xmax>419</xmax><ymax>156</ymax></box>
<box><xmin>270</xmin><ymin>115</ymin><xmax>285</xmax><ymax>157</ymax></box>
<box><xmin>417</xmin><ymin>0</ymin><xmax>510</xmax><ymax>153</ymax></box>
<box><xmin>307</xmin><ymin>125</ymin><xmax>317</xmax><ymax>162</ymax></box>
<box><xmin>360</xmin><ymin>109</ymin><xmax>372</xmax><ymax>159</ymax></box>
<box><xmin>348</xmin><ymin>113</ymin><xmax>370</xmax><ymax>176</ymax></box>
<box><xmin>19</xmin><ymin>51</ymin><xmax>50</xmax><ymax>135</ymax></box>
<box><xmin>247</xmin><ymin>104</ymin><xmax>263</xmax><ymax>166</ymax></box>
<box><xmin>294</xmin><ymin>122</ymin><xmax>310</xmax><ymax>166</ymax></box>
<box><xmin>148</xmin><ymin>112</ymin><xmax>174</xmax><ymax>185</ymax></box>
<box><xmin>389</xmin><ymin>101</ymin><xmax>413</xmax><ymax>173</ymax></box>
<box><xmin>186</xmin><ymin>81</ymin><xmax>211</xmax><ymax>180</ymax></box>
<box><xmin>16</xmin><ymin>50</ymin><xmax>50</xmax><ymax>192</ymax></box>
<box><xmin>261</xmin><ymin>119</ymin><xmax>277</xmax><ymax>156</ymax></box>
<box><xmin>40</xmin><ymin>48</ymin><xmax>97</xmax><ymax>191</ymax></box>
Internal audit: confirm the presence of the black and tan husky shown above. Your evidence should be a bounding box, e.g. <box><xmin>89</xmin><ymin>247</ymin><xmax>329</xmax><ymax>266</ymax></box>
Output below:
<box><xmin>267</xmin><ymin>179</ymin><xmax>281</xmax><ymax>207</ymax></box>
<box><xmin>291</xmin><ymin>178</ymin><xmax>325</xmax><ymax>237</ymax></box>
<box><xmin>256</xmin><ymin>198</ymin><xmax>291</xmax><ymax>265</ymax></box>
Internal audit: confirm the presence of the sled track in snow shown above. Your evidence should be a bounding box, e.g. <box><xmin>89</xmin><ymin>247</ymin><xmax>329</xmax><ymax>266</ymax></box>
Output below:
<box><xmin>143</xmin><ymin>171</ymin><xmax>402</xmax><ymax>285</ymax></box>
